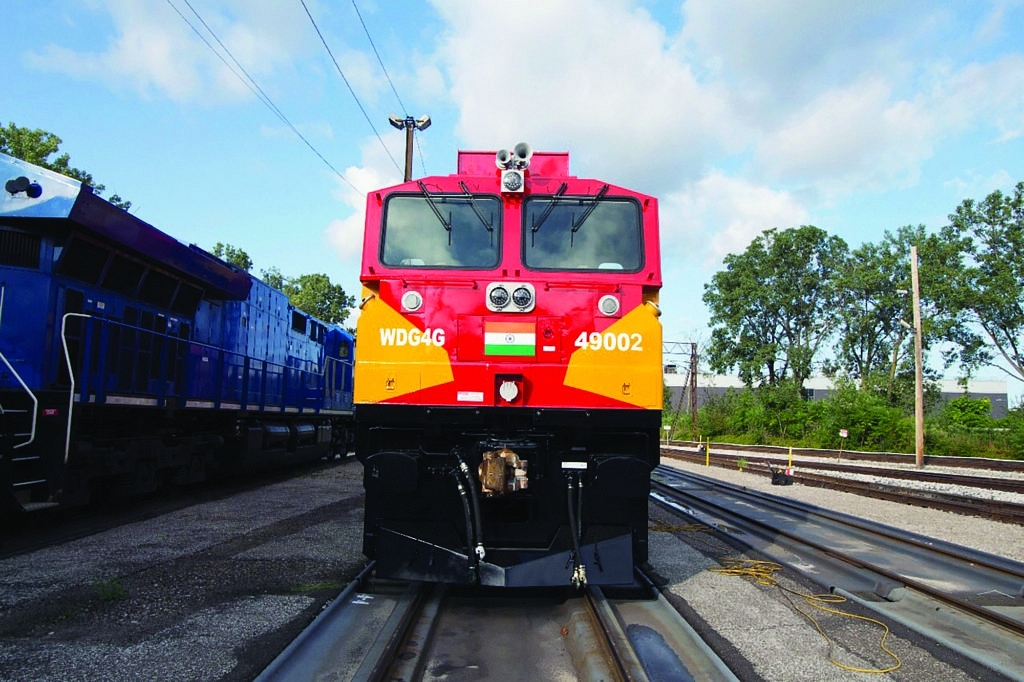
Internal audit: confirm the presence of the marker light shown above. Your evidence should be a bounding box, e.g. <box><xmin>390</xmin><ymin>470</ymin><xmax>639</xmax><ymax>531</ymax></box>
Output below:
<box><xmin>401</xmin><ymin>290</ymin><xmax>423</xmax><ymax>312</ymax></box>
<box><xmin>598</xmin><ymin>295</ymin><xmax>620</xmax><ymax>316</ymax></box>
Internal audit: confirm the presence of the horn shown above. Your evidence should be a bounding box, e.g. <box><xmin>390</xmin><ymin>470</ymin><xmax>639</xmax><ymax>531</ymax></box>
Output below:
<box><xmin>513</xmin><ymin>142</ymin><xmax>533</xmax><ymax>168</ymax></box>
<box><xmin>495</xmin><ymin>149</ymin><xmax>512</xmax><ymax>169</ymax></box>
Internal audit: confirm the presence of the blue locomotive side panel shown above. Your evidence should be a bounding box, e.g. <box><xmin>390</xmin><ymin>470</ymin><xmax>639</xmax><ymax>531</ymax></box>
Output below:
<box><xmin>189</xmin><ymin>277</ymin><xmax>353</xmax><ymax>415</ymax></box>
<box><xmin>0</xmin><ymin>152</ymin><xmax>354</xmax><ymax>513</ymax></box>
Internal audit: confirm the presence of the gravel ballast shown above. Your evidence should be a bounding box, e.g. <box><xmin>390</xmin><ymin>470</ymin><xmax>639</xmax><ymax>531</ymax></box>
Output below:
<box><xmin>652</xmin><ymin>458</ymin><xmax>1023</xmax><ymax>681</ymax></box>
<box><xmin>1</xmin><ymin>455</ymin><xmax>1020</xmax><ymax>681</ymax></box>
<box><xmin>662</xmin><ymin>456</ymin><xmax>1024</xmax><ymax>563</ymax></box>
<box><xmin>0</xmin><ymin>460</ymin><xmax>366</xmax><ymax>681</ymax></box>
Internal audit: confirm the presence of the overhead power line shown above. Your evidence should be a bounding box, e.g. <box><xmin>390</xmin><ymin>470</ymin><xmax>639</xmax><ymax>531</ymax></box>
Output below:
<box><xmin>350</xmin><ymin>0</ymin><xmax>428</xmax><ymax>177</ymax></box>
<box><xmin>299</xmin><ymin>0</ymin><xmax>403</xmax><ymax>176</ymax></box>
<box><xmin>165</xmin><ymin>0</ymin><xmax>361</xmax><ymax>192</ymax></box>
<box><xmin>350</xmin><ymin>0</ymin><xmax>405</xmax><ymax>113</ymax></box>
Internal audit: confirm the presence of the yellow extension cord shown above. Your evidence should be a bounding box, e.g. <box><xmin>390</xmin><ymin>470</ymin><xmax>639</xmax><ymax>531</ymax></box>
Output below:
<box><xmin>650</xmin><ymin>520</ymin><xmax>902</xmax><ymax>674</ymax></box>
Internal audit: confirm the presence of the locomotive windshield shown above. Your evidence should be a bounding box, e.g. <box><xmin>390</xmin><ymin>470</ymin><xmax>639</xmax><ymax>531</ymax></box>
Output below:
<box><xmin>523</xmin><ymin>194</ymin><xmax>642</xmax><ymax>272</ymax></box>
<box><xmin>381</xmin><ymin>193</ymin><xmax>501</xmax><ymax>268</ymax></box>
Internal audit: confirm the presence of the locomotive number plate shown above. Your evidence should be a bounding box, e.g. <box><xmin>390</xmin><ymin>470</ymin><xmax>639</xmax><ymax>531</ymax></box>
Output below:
<box><xmin>573</xmin><ymin>331</ymin><xmax>643</xmax><ymax>352</ymax></box>
<box><xmin>379</xmin><ymin>327</ymin><xmax>446</xmax><ymax>347</ymax></box>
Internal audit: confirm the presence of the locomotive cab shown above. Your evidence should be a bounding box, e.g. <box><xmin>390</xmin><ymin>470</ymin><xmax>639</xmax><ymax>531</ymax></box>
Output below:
<box><xmin>355</xmin><ymin>146</ymin><xmax>662</xmax><ymax>587</ymax></box>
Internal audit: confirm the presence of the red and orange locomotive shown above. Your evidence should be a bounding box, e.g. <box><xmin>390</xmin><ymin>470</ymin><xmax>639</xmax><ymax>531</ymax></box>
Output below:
<box><xmin>355</xmin><ymin>144</ymin><xmax>662</xmax><ymax>587</ymax></box>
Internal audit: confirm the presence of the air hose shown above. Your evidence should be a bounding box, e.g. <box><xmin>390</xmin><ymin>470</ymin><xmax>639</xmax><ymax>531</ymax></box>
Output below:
<box><xmin>566</xmin><ymin>473</ymin><xmax>587</xmax><ymax>588</ymax></box>
<box><xmin>451</xmin><ymin>470</ymin><xmax>478</xmax><ymax>581</ymax></box>
<box><xmin>453</xmin><ymin>448</ymin><xmax>486</xmax><ymax>561</ymax></box>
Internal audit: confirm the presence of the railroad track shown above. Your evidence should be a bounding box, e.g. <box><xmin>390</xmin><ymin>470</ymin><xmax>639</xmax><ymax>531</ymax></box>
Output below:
<box><xmin>667</xmin><ymin>440</ymin><xmax>1024</xmax><ymax>473</ymax></box>
<box><xmin>651</xmin><ymin>466</ymin><xmax>1024</xmax><ymax>680</ymax></box>
<box><xmin>663</xmin><ymin>445</ymin><xmax>1024</xmax><ymax>524</ymax></box>
<box><xmin>256</xmin><ymin>563</ymin><xmax>736</xmax><ymax>681</ymax></box>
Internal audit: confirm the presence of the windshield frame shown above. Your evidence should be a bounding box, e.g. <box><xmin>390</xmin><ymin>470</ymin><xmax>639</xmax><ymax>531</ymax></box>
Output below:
<box><xmin>521</xmin><ymin>194</ymin><xmax>644</xmax><ymax>273</ymax></box>
<box><xmin>379</xmin><ymin>191</ymin><xmax>503</xmax><ymax>270</ymax></box>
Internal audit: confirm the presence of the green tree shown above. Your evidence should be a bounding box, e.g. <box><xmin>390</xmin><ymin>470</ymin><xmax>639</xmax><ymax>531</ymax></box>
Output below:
<box><xmin>936</xmin><ymin>182</ymin><xmax>1024</xmax><ymax>382</ymax></box>
<box><xmin>832</xmin><ymin>237</ymin><xmax>906</xmax><ymax>387</ymax></box>
<box><xmin>285</xmin><ymin>273</ymin><xmax>355</xmax><ymax>325</ymax></box>
<box><xmin>0</xmin><ymin>121</ymin><xmax>131</xmax><ymax>210</ymax></box>
<box><xmin>261</xmin><ymin>266</ymin><xmax>285</xmax><ymax>290</ymax></box>
<box><xmin>832</xmin><ymin>225</ymin><xmax>953</xmax><ymax>400</ymax></box>
<box><xmin>703</xmin><ymin>225</ymin><xmax>848</xmax><ymax>388</ymax></box>
<box><xmin>938</xmin><ymin>395</ymin><xmax>993</xmax><ymax>430</ymax></box>
<box><xmin>211</xmin><ymin>242</ymin><xmax>253</xmax><ymax>272</ymax></box>
<box><xmin>260</xmin><ymin>267</ymin><xmax>354</xmax><ymax>326</ymax></box>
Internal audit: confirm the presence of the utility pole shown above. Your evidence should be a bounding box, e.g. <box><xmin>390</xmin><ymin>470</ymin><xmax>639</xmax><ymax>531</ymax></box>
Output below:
<box><xmin>388</xmin><ymin>114</ymin><xmax>431</xmax><ymax>182</ymax></box>
<box><xmin>689</xmin><ymin>342</ymin><xmax>698</xmax><ymax>436</ymax></box>
<box><xmin>911</xmin><ymin>245</ymin><xmax>925</xmax><ymax>468</ymax></box>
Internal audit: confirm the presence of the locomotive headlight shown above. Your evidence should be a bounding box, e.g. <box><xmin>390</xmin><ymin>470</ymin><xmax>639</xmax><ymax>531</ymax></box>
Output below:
<box><xmin>501</xmin><ymin>169</ymin><xmax>524</xmax><ymax>193</ymax></box>
<box><xmin>487</xmin><ymin>282</ymin><xmax>535</xmax><ymax>312</ymax></box>
<box><xmin>512</xmin><ymin>286</ymin><xmax>533</xmax><ymax>310</ymax></box>
<box><xmin>488</xmin><ymin>284</ymin><xmax>510</xmax><ymax>310</ymax></box>
<box><xmin>598</xmin><ymin>295</ymin><xmax>620</xmax><ymax>316</ymax></box>
<box><xmin>401</xmin><ymin>290</ymin><xmax>423</xmax><ymax>312</ymax></box>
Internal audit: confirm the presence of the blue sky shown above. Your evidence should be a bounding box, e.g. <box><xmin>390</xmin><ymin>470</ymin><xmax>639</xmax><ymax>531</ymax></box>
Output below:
<box><xmin>4</xmin><ymin>1</ymin><xmax>1024</xmax><ymax>395</ymax></box>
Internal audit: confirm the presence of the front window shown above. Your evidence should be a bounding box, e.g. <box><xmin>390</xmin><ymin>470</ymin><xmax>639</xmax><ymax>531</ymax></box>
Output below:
<box><xmin>523</xmin><ymin>195</ymin><xmax>642</xmax><ymax>271</ymax></box>
<box><xmin>381</xmin><ymin>193</ymin><xmax>501</xmax><ymax>268</ymax></box>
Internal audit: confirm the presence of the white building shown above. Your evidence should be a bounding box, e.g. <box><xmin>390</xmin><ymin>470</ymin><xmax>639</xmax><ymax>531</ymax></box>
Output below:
<box><xmin>663</xmin><ymin>372</ymin><xmax>1009</xmax><ymax>419</ymax></box>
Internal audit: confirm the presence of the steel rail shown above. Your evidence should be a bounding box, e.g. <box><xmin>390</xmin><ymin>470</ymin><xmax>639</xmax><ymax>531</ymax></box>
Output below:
<box><xmin>664</xmin><ymin>448</ymin><xmax>1024</xmax><ymax>523</ymax></box>
<box><xmin>651</xmin><ymin>466</ymin><xmax>1024</xmax><ymax>679</ymax></box>
<box><xmin>584</xmin><ymin>572</ymin><xmax>740</xmax><ymax>681</ymax></box>
<box><xmin>255</xmin><ymin>563</ymin><xmax>433</xmax><ymax>682</ymax></box>
<box><xmin>793</xmin><ymin>469</ymin><xmax>1024</xmax><ymax>524</ymax></box>
<box><xmin>257</xmin><ymin>561</ymin><xmax>738</xmax><ymax>680</ymax></box>
<box><xmin>584</xmin><ymin>585</ymin><xmax>646</xmax><ymax>681</ymax></box>
<box><xmin>668</xmin><ymin>439</ymin><xmax>1024</xmax><ymax>473</ymax></box>
<box><xmin>668</xmin><ymin>447</ymin><xmax>1024</xmax><ymax>493</ymax></box>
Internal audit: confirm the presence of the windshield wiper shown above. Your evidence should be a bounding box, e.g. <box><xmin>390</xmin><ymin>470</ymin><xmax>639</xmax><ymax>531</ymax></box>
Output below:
<box><xmin>530</xmin><ymin>182</ymin><xmax>568</xmax><ymax>234</ymax></box>
<box><xmin>459</xmin><ymin>181</ymin><xmax>494</xmax><ymax>233</ymax></box>
<box><xmin>571</xmin><ymin>184</ymin><xmax>609</xmax><ymax>233</ymax></box>
<box><xmin>418</xmin><ymin>182</ymin><xmax>452</xmax><ymax>238</ymax></box>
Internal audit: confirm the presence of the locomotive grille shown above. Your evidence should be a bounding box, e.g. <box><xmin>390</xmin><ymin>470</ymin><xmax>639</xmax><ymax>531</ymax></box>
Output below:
<box><xmin>0</xmin><ymin>228</ymin><xmax>41</xmax><ymax>269</ymax></box>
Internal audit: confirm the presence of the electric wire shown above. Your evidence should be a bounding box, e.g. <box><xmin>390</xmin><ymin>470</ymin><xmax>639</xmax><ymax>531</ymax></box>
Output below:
<box><xmin>350</xmin><ymin>0</ymin><xmax>428</xmax><ymax>177</ymax></box>
<box><xmin>651</xmin><ymin>519</ymin><xmax>903</xmax><ymax>674</ymax></box>
<box><xmin>709</xmin><ymin>558</ymin><xmax>902</xmax><ymax>674</ymax></box>
<box><xmin>350</xmin><ymin>0</ymin><xmax>405</xmax><ymax>113</ymax></box>
<box><xmin>299</xmin><ymin>0</ymin><xmax>403</xmax><ymax>176</ymax></box>
<box><xmin>164</xmin><ymin>0</ymin><xmax>361</xmax><ymax>193</ymax></box>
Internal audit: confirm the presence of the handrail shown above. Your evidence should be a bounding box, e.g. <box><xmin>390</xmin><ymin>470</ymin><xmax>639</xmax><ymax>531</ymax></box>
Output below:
<box><xmin>0</xmin><ymin>351</ymin><xmax>38</xmax><ymax>450</ymax></box>
<box><xmin>0</xmin><ymin>282</ymin><xmax>39</xmax><ymax>449</ymax></box>
<box><xmin>61</xmin><ymin>312</ymin><xmax>90</xmax><ymax>463</ymax></box>
<box><xmin>59</xmin><ymin>313</ymin><xmax>354</xmax><ymax>460</ymax></box>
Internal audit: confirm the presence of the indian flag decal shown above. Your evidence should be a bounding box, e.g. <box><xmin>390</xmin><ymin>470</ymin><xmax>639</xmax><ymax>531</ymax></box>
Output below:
<box><xmin>484</xmin><ymin>321</ymin><xmax>536</xmax><ymax>356</ymax></box>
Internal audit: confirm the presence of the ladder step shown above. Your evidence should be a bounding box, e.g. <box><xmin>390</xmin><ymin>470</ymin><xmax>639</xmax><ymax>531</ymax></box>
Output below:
<box><xmin>22</xmin><ymin>502</ymin><xmax>60</xmax><ymax>512</ymax></box>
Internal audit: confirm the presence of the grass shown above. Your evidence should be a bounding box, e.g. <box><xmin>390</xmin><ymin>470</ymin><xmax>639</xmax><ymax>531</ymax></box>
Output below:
<box><xmin>290</xmin><ymin>580</ymin><xmax>348</xmax><ymax>594</ymax></box>
<box><xmin>94</xmin><ymin>578</ymin><xmax>129</xmax><ymax>601</ymax></box>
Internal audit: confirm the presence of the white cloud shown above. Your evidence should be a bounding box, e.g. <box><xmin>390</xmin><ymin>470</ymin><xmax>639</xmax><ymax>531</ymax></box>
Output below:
<box><xmin>755</xmin><ymin>78</ymin><xmax>935</xmax><ymax>196</ymax></box>
<box><xmin>662</xmin><ymin>171</ymin><xmax>809</xmax><ymax>267</ymax></box>
<box><xmin>323</xmin><ymin>132</ymin><xmax>405</xmax><ymax>263</ymax></box>
<box><xmin>431</xmin><ymin>0</ymin><xmax>738</xmax><ymax>192</ymax></box>
<box><xmin>678</xmin><ymin>1</ymin><xmax>925</xmax><ymax>111</ymax></box>
<box><xmin>935</xmin><ymin>55</ymin><xmax>1024</xmax><ymax>141</ymax></box>
<box><xmin>25</xmin><ymin>0</ymin><xmax>312</xmax><ymax>103</ymax></box>
<box><xmin>943</xmin><ymin>169</ymin><xmax>1017</xmax><ymax>205</ymax></box>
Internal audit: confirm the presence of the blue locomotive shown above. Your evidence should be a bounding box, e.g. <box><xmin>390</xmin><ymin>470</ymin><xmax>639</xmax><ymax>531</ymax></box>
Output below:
<box><xmin>0</xmin><ymin>152</ymin><xmax>354</xmax><ymax>513</ymax></box>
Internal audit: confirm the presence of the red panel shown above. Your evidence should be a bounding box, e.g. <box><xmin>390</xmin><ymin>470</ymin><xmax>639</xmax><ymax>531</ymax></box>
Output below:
<box><xmin>360</xmin><ymin>148</ymin><xmax>661</xmax><ymax>414</ymax></box>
